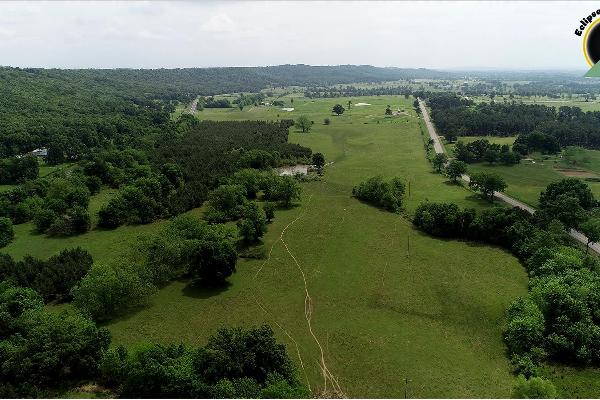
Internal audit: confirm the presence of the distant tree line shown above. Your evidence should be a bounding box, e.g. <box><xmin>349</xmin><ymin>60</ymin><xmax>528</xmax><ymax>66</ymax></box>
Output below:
<box><xmin>426</xmin><ymin>92</ymin><xmax>600</xmax><ymax>150</ymax></box>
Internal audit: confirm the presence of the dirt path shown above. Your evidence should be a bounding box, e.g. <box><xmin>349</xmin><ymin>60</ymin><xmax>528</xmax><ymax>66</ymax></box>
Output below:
<box><xmin>417</xmin><ymin>98</ymin><xmax>600</xmax><ymax>255</ymax></box>
<box><xmin>252</xmin><ymin>196</ymin><xmax>345</xmax><ymax>397</ymax></box>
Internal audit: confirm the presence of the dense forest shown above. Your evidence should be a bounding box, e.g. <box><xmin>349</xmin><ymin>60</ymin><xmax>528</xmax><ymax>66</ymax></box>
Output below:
<box><xmin>427</xmin><ymin>93</ymin><xmax>600</xmax><ymax>149</ymax></box>
<box><xmin>0</xmin><ymin>65</ymin><xmax>452</xmax><ymax>158</ymax></box>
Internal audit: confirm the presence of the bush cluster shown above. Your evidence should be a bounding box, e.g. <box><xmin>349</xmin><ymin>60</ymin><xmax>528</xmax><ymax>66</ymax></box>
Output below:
<box><xmin>0</xmin><ymin>247</ymin><xmax>92</xmax><ymax>302</ymax></box>
<box><xmin>454</xmin><ymin>139</ymin><xmax>520</xmax><ymax>165</ymax></box>
<box><xmin>73</xmin><ymin>215</ymin><xmax>237</xmax><ymax>322</ymax></box>
<box><xmin>99</xmin><ymin>325</ymin><xmax>308</xmax><ymax>398</ymax></box>
<box><xmin>0</xmin><ymin>282</ymin><xmax>110</xmax><ymax>397</ymax></box>
<box><xmin>352</xmin><ymin>176</ymin><xmax>405</xmax><ymax>212</ymax></box>
<box><xmin>414</xmin><ymin>179</ymin><xmax>600</xmax><ymax>371</ymax></box>
<box><xmin>0</xmin><ymin>156</ymin><xmax>39</xmax><ymax>184</ymax></box>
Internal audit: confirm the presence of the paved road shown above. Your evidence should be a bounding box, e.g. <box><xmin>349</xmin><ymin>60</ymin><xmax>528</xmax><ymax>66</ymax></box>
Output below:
<box><xmin>187</xmin><ymin>97</ymin><xmax>199</xmax><ymax>115</ymax></box>
<box><xmin>417</xmin><ymin>97</ymin><xmax>600</xmax><ymax>255</ymax></box>
<box><xmin>418</xmin><ymin>98</ymin><xmax>444</xmax><ymax>154</ymax></box>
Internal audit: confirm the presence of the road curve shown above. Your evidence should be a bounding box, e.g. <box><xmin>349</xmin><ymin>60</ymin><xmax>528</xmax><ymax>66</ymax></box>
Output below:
<box><xmin>417</xmin><ymin>98</ymin><xmax>600</xmax><ymax>255</ymax></box>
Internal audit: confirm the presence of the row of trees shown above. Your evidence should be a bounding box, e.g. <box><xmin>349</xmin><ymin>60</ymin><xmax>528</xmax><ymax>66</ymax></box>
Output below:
<box><xmin>413</xmin><ymin>178</ymin><xmax>600</xmax><ymax>373</ymax></box>
<box><xmin>98</xmin><ymin>325</ymin><xmax>307</xmax><ymax>398</ymax></box>
<box><xmin>73</xmin><ymin>215</ymin><xmax>238</xmax><ymax>321</ymax></box>
<box><xmin>454</xmin><ymin>139</ymin><xmax>521</xmax><ymax>165</ymax></box>
<box><xmin>427</xmin><ymin>92</ymin><xmax>600</xmax><ymax>150</ymax></box>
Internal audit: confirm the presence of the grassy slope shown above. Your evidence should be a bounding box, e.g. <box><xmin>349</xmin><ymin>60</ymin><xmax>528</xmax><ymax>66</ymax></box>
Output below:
<box><xmin>5</xmin><ymin>95</ymin><xmax>596</xmax><ymax>396</ymax></box>
<box><xmin>107</xmin><ymin>96</ymin><xmax>528</xmax><ymax>397</ymax></box>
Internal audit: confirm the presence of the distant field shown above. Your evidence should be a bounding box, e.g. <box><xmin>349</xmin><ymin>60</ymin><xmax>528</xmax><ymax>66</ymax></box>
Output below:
<box><xmin>446</xmin><ymin>143</ymin><xmax>600</xmax><ymax>207</ymax></box>
<box><xmin>471</xmin><ymin>94</ymin><xmax>600</xmax><ymax>112</ymax></box>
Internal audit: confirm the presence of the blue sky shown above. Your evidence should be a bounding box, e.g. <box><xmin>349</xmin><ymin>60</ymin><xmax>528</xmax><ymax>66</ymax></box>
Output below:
<box><xmin>0</xmin><ymin>1</ymin><xmax>593</xmax><ymax>70</ymax></box>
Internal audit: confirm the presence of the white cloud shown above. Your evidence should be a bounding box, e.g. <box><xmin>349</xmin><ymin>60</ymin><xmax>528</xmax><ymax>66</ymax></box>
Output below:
<box><xmin>201</xmin><ymin>13</ymin><xmax>236</xmax><ymax>33</ymax></box>
<box><xmin>0</xmin><ymin>1</ymin><xmax>593</xmax><ymax>69</ymax></box>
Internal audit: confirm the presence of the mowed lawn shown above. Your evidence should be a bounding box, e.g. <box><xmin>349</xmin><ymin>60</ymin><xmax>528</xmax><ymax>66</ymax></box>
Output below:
<box><xmin>107</xmin><ymin>96</ymin><xmax>529</xmax><ymax>397</ymax></box>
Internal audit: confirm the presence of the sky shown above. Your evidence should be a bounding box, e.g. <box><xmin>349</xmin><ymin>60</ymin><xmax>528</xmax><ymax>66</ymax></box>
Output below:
<box><xmin>0</xmin><ymin>1</ymin><xmax>595</xmax><ymax>70</ymax></box>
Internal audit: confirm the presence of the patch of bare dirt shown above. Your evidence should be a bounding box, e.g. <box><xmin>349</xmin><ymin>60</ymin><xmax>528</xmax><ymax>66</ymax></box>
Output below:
<box><xmin>555</xmin><ymin>168</ymin><xmax>598</xmax><ymax>178</ymax></box>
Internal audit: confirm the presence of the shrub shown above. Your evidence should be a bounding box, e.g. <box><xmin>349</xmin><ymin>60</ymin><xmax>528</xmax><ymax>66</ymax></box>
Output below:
<box><xmin>511</xmin><ymin>375</ymin><xmax>557</xmax><ymax>399</ymax></box>
<box><xmin>237</xmin><ymin>202</ymin><xmax>267</xmax><ymax>243</ymax></box>
<box><xmin>267</xmin><ymin>176</ymin><xmax>301</xmax><ymax>208</ymax></box>
<box><xmin>230</xmin><ymin>169</ymin><xmax>264</xmax><ymax>199</ymax></box>
<box><xmin>72</xmin><ymin>262</ymin><xmax>156</xmax><ymax>322</ymax></box>
<box><xmin>413</xmin><ymin>202</ymin><xmax>474</xmax><ymax>237</ymax></box>
<box><xmin>0</xmin><ymin>217</ymin><xmax>14</xmax><ymax>248</ymax></box>
<box><xmin>189</xmin><ymin>238</ymin><xmax>237</xmax><ymax>285</ymax></box>
<box><xmin>205</xmin><ymin>184</ymin><xmax>248</xmax><ymax>223</ymax></box>
<box><xmin>504</xmin><ymin>297</ymin><xmax>545</xmax><ymax>357</ymax></box>
<box><xmin>263</xmin><ymin>202</ymin><xmax>275</xmax><ymax>223</ymax></box>
<box><xmin>352</xmin><ymin>176</ymin><xmax>405</xmax><ymax>212</ymax></box>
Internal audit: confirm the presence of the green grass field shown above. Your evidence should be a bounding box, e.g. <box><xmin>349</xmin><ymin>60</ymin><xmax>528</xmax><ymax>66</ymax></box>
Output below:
<box><xmin>106</xmin><ymin>96</ymin><xmax>532</xmax><ymax>397</ymax></box>
<box><xmin>4</xmin><ymin>96</ymin><xmax>600</xmax><ymax>397</ymax></box>
<box><xmin>445</xmin><ymin>141</ymin><xmax>600</xmax><ymax>207</ymax></box>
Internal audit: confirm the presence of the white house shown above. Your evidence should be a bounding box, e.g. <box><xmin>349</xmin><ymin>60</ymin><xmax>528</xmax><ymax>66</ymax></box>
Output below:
<box><xmin>30</xmin><ymin>147</ymin><xmax>48</xmax><ymax>157</ymax></box>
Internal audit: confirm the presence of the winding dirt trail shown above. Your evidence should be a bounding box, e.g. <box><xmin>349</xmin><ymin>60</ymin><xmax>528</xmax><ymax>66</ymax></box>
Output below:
<box><xmin>251</xmin><ymin>195</ymin><xmax>345</xmax><ymax>397</ymax></box>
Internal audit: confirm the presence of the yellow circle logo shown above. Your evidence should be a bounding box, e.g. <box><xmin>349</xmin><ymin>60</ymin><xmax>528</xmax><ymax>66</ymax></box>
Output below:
<box><xmin>584</xmin><ymin>18</ymin><xmax>600</xmax><ymax>67</ymax></box>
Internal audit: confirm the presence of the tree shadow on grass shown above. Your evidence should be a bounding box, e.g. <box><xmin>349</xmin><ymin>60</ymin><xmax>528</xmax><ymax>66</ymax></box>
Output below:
<box><xmin>182</xmin><ymin>281</ymin><xmax>232</xmax><ymax>299</ymax></box>
<box><xmin>464</xmin><ymin>194</ymin><xmax>497</xmax><ymax>208</ymax></box>
<box><xmin>442</xmin><ymin>180</ymin><xmax>465</xmax><ymax>187</ymax></box>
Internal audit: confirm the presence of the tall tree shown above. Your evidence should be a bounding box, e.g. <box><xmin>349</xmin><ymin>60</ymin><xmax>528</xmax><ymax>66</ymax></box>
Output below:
<box><xmin>432</xmin><ymin>153</ymin><xmax>447</xmax><ymax>172</ymax></box>
<box><xmin>332</xmin><ymin>104</ymin><xmax>345</xmax><ymax>115</ymax></box>
<box><xmin>469</xmin><ymin>172</ymin><xmax>507</xmax><ymax>202</ymax></box>
<box><xmin>446</xmin><ymin>160</ymin><xmax>467</xmax><ymax>182</ymax></box>
<box><xmin>295</xmin><ymin>115</ymin><xmax>312</xmax><ymax>133</ymax></box>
